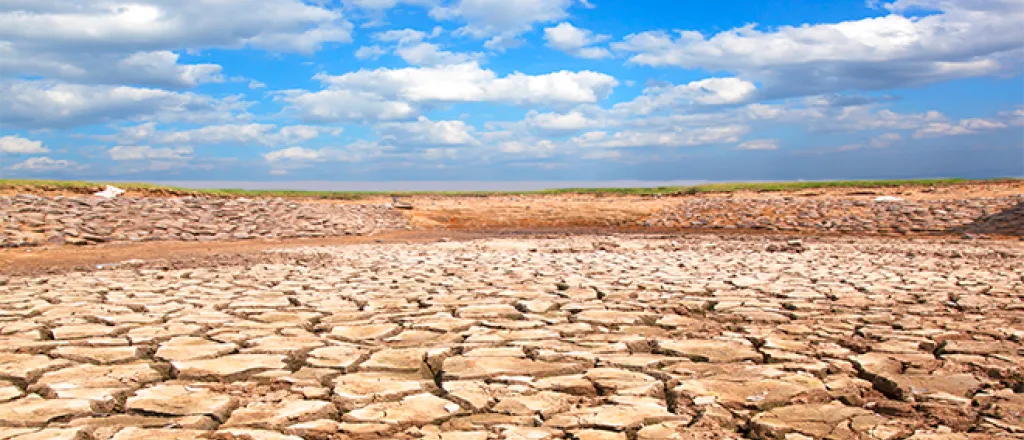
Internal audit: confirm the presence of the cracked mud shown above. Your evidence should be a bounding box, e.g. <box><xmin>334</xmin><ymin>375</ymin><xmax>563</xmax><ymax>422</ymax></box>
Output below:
<box><xmin>0</xmin><ymin>234</ymin><xmax>1022</xmax><ymax>440</ymax></box>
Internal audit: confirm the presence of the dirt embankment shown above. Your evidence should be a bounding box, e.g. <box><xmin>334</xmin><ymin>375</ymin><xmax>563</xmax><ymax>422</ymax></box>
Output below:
<box><xmin>2</xmin><ymin>180</ymin><xmax>1021</xmax><ymax>276</ymax></box>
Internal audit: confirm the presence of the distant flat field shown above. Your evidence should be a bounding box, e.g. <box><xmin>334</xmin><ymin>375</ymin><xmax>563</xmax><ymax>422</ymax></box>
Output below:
<box><xmin>1</xmin><ymin>177</ymin><xmax>1017</xmax><ymax>199</ymax></box>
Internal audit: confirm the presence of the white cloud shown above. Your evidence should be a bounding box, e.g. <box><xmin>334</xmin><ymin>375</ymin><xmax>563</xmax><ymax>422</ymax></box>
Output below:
<box><xmin>317</xmin><ymin>62</ymin><xmax>617</xmax><ymax>104</ymax></box>
<box><xmin>833</xmin><ymin>108</ymin><xmax>947</xmax><ymax>131</ymax></box>
<box><xmin>263</xmin><ymin>146</ymin><xmax>328</xmax><ymax>163</ymax></box>
<box><xmin>737</xmin><ymin>139</ymin><xmax>779</xmax><ymax>150</ymax></box>
<box><xmin>524</xmin><ymin>110</ymin><xmax>597</xmax><ymax>133</ymax></box>
<box><xmin>107</xmin><ymin>145</ymin><xmax>194</xmax><ymax>161</ymax></box>
<box><xmin>104</xmin><ymin>123</ymin><xmax>328</xmax><ymax>147</ymax></box>
<box><xmin>1</xmin><ymin>80</ymin><xmax>252</xmax><ymax>129</ymax></box>
<box><xmin>355</xmin><ymin>45</ymin><xmax>387</xmax><ymax>60</ymax></box>
<box><xmin>0</xmin><ymin>45</ymin><xmax>224</xmax><ymax>90</ymax></box>
<box><xmin>581</xmin><ymin>150</ymin><xmax>622</xmax><ymax>160</ymax></box>
<box><xmin>613</xmin><ymin>0</ymin><xmax>1024</xmax><ymax>97</ymax></box>
<box><xmin>0</xmin><ymin>0</ymin><xmax>353</xmax><ymax>88</ymax></box>
<box><xmin>9</xmin><ymin>156</ymin><xmax>76</xmax><ymax>171</ymax></box>
<box><xmin>611</xmin><ymin>77</ymin><xmax>758</xmax><ymax>116</ymax></box>
<box><xmin>868</xmin><ymin>132</ymin><xmax>903</xmax><ymax>148</ymax></box>
<box><xmin>576</xmin><ymin>47</ymin><xmax>612</xmax><ymax>60</ymax></box>
<box><xmin>285</xmin><ymin>62</ymin><xmax>618</xmax><ymax>123</ymax></box>
<box><xmin>432</xmin><ymin>0</ymin><xmax>578</xmax><ymax>48</ymax></box>
<box><xmin>279</xmin><ymin>89</ymin><xmax>418</xmax><ymax>123</ymax></box>
<box><xmin>116</xmin><ymin>51</ymin><xmax>224</xmax><ymax>86</ymax></box>
<box><xmin>376</xmin><ymin>116</ymin><xmax>478</xmax><ymax>146</ymax></box>
<box><xmin>544</xmin><ymin>22</ymin><xmax>611</xmax><ymax>59</ymax></box>
<box><xmin>0</xmin><ymin>135</ymin><xmax>50</xmax><ymax>154</ymax></box>
<box><xmin>343</xmin><ymin>0</ymin><xmax>436</xmax><ymax>11</ymax></box>
<box><xmin>498</xmin><ymin>140</ymin><xmax>557</xmax><ymax>157</ymax></box>
<box><xmin>1008</xmin><ymin>108</ymin><xmax>1024</xmax><ymax>126</ymax></box>
<box><xmin>395</xmin><ymin>42</ymin><xmax>483</xmax><ymax>66</ymax></box>
<box><xmin>0</xmin><ymin>1</ymin><xmax>352</xmax><ymax>53</ymax></box>
<box><xmin>248</xmin><ymin>80</ymin><xmax>267</xmax><ymax>89</ymax></box>
<box><xmin>913</xmin><ymin>117</ymin><xmax>1010</xmax><ymax>138</ymax></box>
<box><xmin>375</xmin><ymin>28</ymin><xmax>432</xmax><ymax>44</ymax></box>
<box><xmin>371</xmin><ymin>27</ymin><xmax>482</xmax><ymax>66</ymax></box>
<box><xmin>422</xmin><ymin>147</ymin><xmax>459</xmax><ymax>160</ymax></box>
<box><xmin>572</xmin><ymin>125</ymin><xmax>749</xmax><ymax>148</ymax></box>
<box><xmin>263</xmin><ymin>142</ymin><xmax>381</xmax><ymax>165</ymax></box>
<box><xmin>740</xmin><ymin>97</ymin><xmax>950</xmax><ymax>132</ymax></box>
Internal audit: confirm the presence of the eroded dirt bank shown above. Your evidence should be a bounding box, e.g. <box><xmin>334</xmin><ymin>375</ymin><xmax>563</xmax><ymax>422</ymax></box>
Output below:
<box><xmin>3</xmin><ymin>181</ymin><xmax>1023</xmax><ymax>250</ymax></box>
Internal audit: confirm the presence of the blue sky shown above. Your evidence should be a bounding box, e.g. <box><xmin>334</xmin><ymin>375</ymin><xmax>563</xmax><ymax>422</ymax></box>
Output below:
<box><xmin>0</xmin><ymin>0</ymin><xmax>1022</xmax><ymax>184</ymax></box>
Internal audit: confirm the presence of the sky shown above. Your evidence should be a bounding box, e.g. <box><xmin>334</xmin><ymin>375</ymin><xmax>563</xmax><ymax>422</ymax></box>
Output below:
<box><xmin>0</xmin><ymin>0</ymin><xmax>1022</xmax><ymax>186</ymax></box>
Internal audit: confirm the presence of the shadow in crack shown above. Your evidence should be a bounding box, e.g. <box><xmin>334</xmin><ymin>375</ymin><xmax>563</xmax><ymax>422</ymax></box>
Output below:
<box><xmin>947</xmin><ymin>200</ymin><xmax>1024</xmax><ymax>236</ymax></box>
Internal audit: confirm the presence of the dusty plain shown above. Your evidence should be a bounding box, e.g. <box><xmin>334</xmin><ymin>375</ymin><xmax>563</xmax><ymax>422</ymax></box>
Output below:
<box><xmin>0</xmin><ymin>180</ymin><xmax>1022</xmax><ymax>440</ymax></box>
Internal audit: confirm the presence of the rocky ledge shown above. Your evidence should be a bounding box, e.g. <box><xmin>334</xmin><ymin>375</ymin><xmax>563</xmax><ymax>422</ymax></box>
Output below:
<box><xmin>0</xmin><ymin>195</ymin><xmax>410</xmax><ymax>248</ymax></box>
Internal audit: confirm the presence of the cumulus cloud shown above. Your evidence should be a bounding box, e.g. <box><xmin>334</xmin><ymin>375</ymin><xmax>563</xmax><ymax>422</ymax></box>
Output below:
<box><xmin>107</xmin><ymin>145</ymin><xmax>194</xmax><ymax>161</ymax></box>
<box><xmin>9</xmin><ymin>156</ymin><xmax>76</xmax><ymax>171</ymax></box>
<box><xmin>283</xmin><ymin>62</ymin><xmax>618</xmax><ymax>123</ymax></box>
<box><xmin>611</xmin><ymin>77</ymin><xmax>758</xmax><ymax>116</ymax></box>
<box><xmin>613</xmin><ymin>0</ymin><xmax>1024</xmax><ymax>97</ymax></box>
<box><xmin>740</xmin><ymin>97</ymin><xmax>951</xmax><ymax>133</ymax></box>
<box><xmin>263</xmin><ymin>142</ymin><xmax>381</xmax><ymax>166</ymax></box>
<box><xmin>102</xmin><ymin>123</ymin><xmax>328</xmax><ymax>147</ymax></box>
<box><xmin>912</xmin><ymin>116</ymin><xmax>1012</xmax><ymax>138</ymax></box>
<box><xmin>543</xmin><ymin>22</ymin><xmax>611</xmax><ymax>59</ymax></box>
<box><xmin>317</xmin><ymin>62</ymin><xmax>617</xmax><ymax>103</ymax></box>
<box><xmin>1006</xmin><ymin>108</ymin><xmax>1024</xmax><ymax>127</ymax></box>
<box><xmin>868</xmin><ymin>133</ymin><xmax>903</xmax><ymax>148</ymax></box>
<box><xmin>421</xmin><ymin>147</ymin><xmax>460</xmax><ymax>160</ymax></box>
<box><xmin>523</xmin><ymin>110</ymin><xmax>598</xmax><ymax>133</ymax></box>
<box><xmin>0</xmin><ymin>0</ymin><xmax>353</xmax><ymax>88</ymax></box>
<box><xmin>572</xmin><ymin>125</ymin><xmax>749</xmax><ymax>148</ymax></box>
<box><xmin>370</xmin><ymin>27</ymin><xmax>483</xmax><ymax>66</ymax></box>
<box><xmin>0</xmin><ymin>135</ymin><xmax>49</xmax><ymax>154</ymax></box>
<box><xmin>431</xmin><ymin>0</ymin><xmax>581</xmax><ymax>50</ymax></box>
<box><xmin>498</xmin><ymin>140</ymin><xmax>557</xmax><ymax>157</ymax></box>
<box><xmin>278</xmin><ymin>89</ymin><xmax>418</xmax><ymax>124</ymax></box>
<box><xmin>355</xmin><ymin>45</ymin><xmax>387</xmax><ymax>60</ymax></box>
<box><xmin>0</xmin><ymin>1</ymin><xmax>352</xmax><ymax>52</ymax></box>
<box><xmin>395</xmin><ymin>41</ymin><xmax>483</xmax><ymax>66</ymax></box>
<box><xmin>264</xmin><ymin>146</ymin><xmax>330</xmax><ymax>163</ymax></box>
<box><xmin>343</xmin><ymin>0</ymin><xmax>436</xmax><ymax>12</ymax></box>
<box><xmin>737</xmin><ymin>139</ymin><xmax>779</xmax><ymax>150</ymax></box>
<box><xmin>0</xmin><ymin>80</ymin><xmax>252</xmax><ymax>129</ymax></box>
<box><xmin>376</xmin><ymin>117</ymin><xmax>478</xmax><ymax>146</ymax></box>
